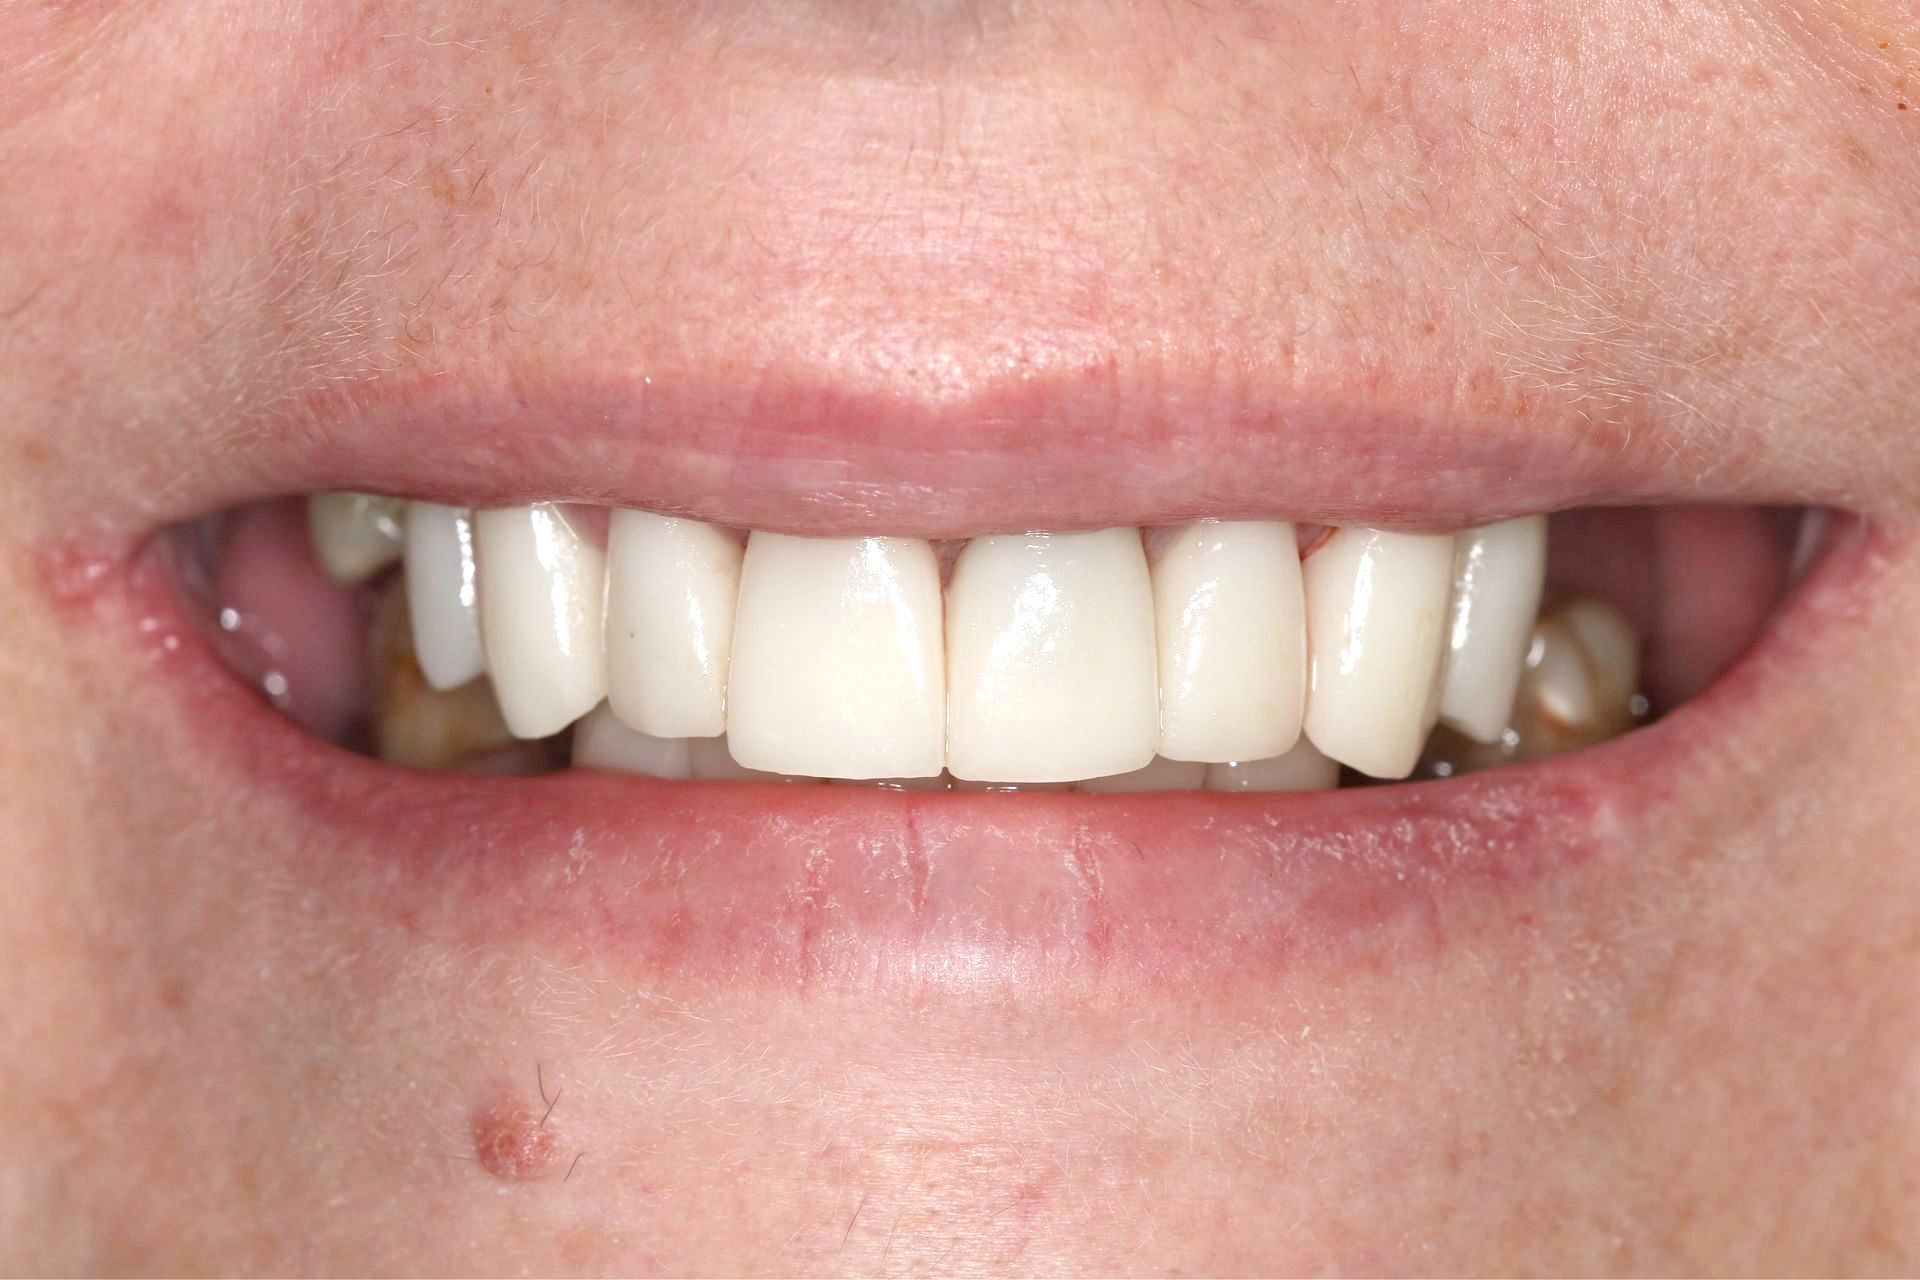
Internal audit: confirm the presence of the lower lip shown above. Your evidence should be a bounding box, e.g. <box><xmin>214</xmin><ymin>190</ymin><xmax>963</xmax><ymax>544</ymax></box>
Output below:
<box><xmin>84</xmin><ymin>518</ymin><xmax>1875</xmax><ymax>993</ymax></box>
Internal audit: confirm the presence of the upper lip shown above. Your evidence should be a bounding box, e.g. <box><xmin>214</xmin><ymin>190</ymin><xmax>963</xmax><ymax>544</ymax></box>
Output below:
<box><xmin>107</xmin><ymin>362</ymin><xmax>1856</xmax><ymax>546</ymax></box>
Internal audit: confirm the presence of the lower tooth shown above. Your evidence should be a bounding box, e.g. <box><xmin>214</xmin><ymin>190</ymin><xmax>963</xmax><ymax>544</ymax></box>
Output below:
<box><xmin>686</xmin><ymin>735</ymin><xmax>823</xmax><ymax>784</ymax></box>
<box><xmin>1204</xmin><ymin>739</ymin><xmax>1341</xmax><ymax>792</ymax></box>
<box><xmin>474</xmin><ymin>504</ymin><xmax>609</xmax><ymax>740</ymax></box>
<box><xmin>951</xmin><ymin>778</ymin><xmax>1074</xmax><ymax>793</ymax></box>
<box><xmin>369</xmin><ymin>580</ymin><xmax>519</xmax><ymax>770</ymax></box>
<box><xmin>1076</xmin><ymin>756</ymin><xmax>1208</xmax><ymax>792</ymax></box>
<box><xmin>571</xmin><ymin>703</ymin><xmax>692</xmax><ymax>778</ymax></box>
<box><xmin>307</xmin><ymin>492</ymin><xmax>405</xmax><ymax>585</ymax></box>
<box><xmin>831</xmin><ymin>775</ymin><xmax>954</xmax><ymax>792</ymax></box>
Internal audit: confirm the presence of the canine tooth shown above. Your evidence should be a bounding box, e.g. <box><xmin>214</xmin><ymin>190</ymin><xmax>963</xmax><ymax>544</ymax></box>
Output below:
<box><xmin>403</xmin><ymin>502</ymin><xmax>487</xmax><ymax>691</ymax></box>
<box><xmin>1438</xmin><ymin>516</ymin><xmax>1548</xmax><ymax>743</ymax></box>
<box><xmin>686</xmin><ymin>735</ymin><xmax>821</xmax><ymax>784</ymax></box>
<box><xmin>307</xmin><ymin>492</ymin><xmax>405</xmax><ymax>584</ymax></box>
<box><xmin>1204</xmin><ymin>739</ymin><xmax>1341</xmax><ymax>791</ymax></box>
<box><xmin>1152</xmin><ymin>521</ymin><xmax>1307</xmax><ymax>762</ymax></box>
<box><xmin>1302</xmin><ymin>527</ymin><xmax>1454</xmax><ymax>779</ymax></box>
<box><xmin>571</xmin><ymin>703</ymin><xmax>692</xmax><ymax>778</ymax></box>
<box><xmin>945</xmin><ymin>529</ymin><xmax>1158</xmax><ymax>783</ymax></box>
<box><xmin>605</xmin><ymin>510</ymin><xmax>743</xmax><ymax>739</ymax></box>
<box><xmin>475</xmin><ymin>503</ymin><xmax>608</xmax><ymax>739</ymax></box>
<box><xmin>726</xmin><ymin>534</ymin><xmax>946</xmax><ymax>779</ymax></box>
<box><xmin>369</xmin><ymin>578</ymin><xmax>518</xmax><ymax>769</ymax></box>
<box><xmin>1076</xmin><ymin>756</ymin><xmax>1207</xmax><ymax>792</ymax></box>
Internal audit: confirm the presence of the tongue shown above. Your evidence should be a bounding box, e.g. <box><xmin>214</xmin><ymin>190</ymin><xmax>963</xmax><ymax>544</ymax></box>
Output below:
<box><xmin>1546</xmin><ymin>505</ymin><xmax>1796</xmax><ymax>713</ymax></box>
<box><xmin>212</xmin><ymin>499</ymin><xmax>373</xmax><ymax>744</ymax></box>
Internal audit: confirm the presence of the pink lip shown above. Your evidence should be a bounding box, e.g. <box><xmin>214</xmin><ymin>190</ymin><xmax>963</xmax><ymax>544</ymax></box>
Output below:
<box><xmin>81</xmin><ymin>508</ymin><xmax>1882</xmax><ymax>992</ymax></box>
<box><xmin>84</xmin><ymin>367</ymin><xmax>1855</xmax><ymax>547</ymax></box>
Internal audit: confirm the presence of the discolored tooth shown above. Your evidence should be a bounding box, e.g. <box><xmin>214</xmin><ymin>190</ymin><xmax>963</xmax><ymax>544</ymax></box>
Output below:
<box><xmin>1421</xmin><ymin>596</ymin><xmax>1646</xmax><ymax>775</ymax></box>
<box><xmin>1152</xmin><ymin>521</ymin><xmax>1307</xmax><ymax>763</ymax></box>
<box><xmin>1438</xmin><ymin>516</ymin><xmax>1548</xmax><ymax>743</ymax></box>
<box><xmin>687</xmin><ymin>735</ymin><xmax>822</xmax><ymax>784</ymax></box>
<box><xmin>308</xmin><ymin>492</ymin><xmax>405</xmax><ymax>584</ymax></box>
<box><xmin>403</xmin><ymin>503</ymin><xmax>487</xmax><ymax>691</ymax></box>
<box><xmin>369</xmin><ymin>578</ymin><xmax>520</xmax><ymax>770</ymax></box>
<box><xmin>1204</xmin><ymin>739</ymin><xmax>1341</xmax><ymax>791</ymax></box>
<box><xmin>726</xmin><ymin>534</ymin><xmax>945</xmax><ymax>779</ymax></box>
<box><xmin>946</xmin><ymin>529</ymin><xmax>1158</xmax><ymax>783</ymax></box>
<box><xmin>475</xmin><ymin>504</ymin><xmax>608</xmax><ymax>739</ymax></box>
<box><xmin>1076</xmin><ymin>756</ymin><xmax>1207</xmax><ymax>793</ymax></box>
<box><xmin>571</xmin><ymin>702</ymin><xmax>692</xmax><ymax>778</ymax></box>
<box><xmin>605</xmin><ymin>510</ymin><xmax>742</xmax><ymax>739</ymax></box>
<box><xmin>1302</xmin><ymin>527</ymin><xmax>1454</xmax><ymax>780</ymax></box>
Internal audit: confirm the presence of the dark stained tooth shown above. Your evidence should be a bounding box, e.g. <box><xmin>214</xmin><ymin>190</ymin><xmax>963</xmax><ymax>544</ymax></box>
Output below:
<box><xmin>369</xmin><ymin>578</ymin><xmax>531</xmax><ymax>771</ymax></box>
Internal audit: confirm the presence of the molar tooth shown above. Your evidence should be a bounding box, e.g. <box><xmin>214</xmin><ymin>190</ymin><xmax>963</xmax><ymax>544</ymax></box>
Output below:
<box><xmin>687</xmin><ymin>734</ymin><xmax>822</xmax><ymax>784</ymax></box>
<box><xmin>1204</xmin><ymin>739</ymin><xmax>1341</xmax><ymax>791</ymax></box>
<box><xmin>571</xmin><ymin>702</ymin><xmax>692</xmax><ymax>778</ymax></box>
<box><xmin>1302</xmin><ymin>527</ymin><xmax>1454</xmax><ymax>780</ymax></box>
<box><xmin>725</xmin><ymin>533</ymin><xmax>946</xmax><ymax>779</ymax></box>
<box><xmin>475</xmin><ymin>503</ymin><xmax>608</xmax><ymax>739</ymax></box>
<box><xmin>403</xmin><ymin>502</ymin><xmax>487</xmax><ymax>691</ymax></box>
<box><xmin>1076</xmin><ymin>756</ymin><xmax>1207</xmax><ymax>793</ymax></box>
<box><xmin>307</xmin><ymin>492</ymin><xmax>405</xmax><ymax>584</ymax></box>
<box><xmin>945</xmin><ymin>529</ymin><xmax>1158</xmax><ymax>784</ymax></box>
<box><xmin>605</xmin><ymin>510</ymin><xmax>742</xmax><ymax>739</ymax></box>
<box><xmin>1152</xmin><ymin>520</ymin><xmax>1307</xmax><ymax>763</ymax></box>
<box><xmin>1438</xmin><ymin>516</ymin><xmax>1548</xmax><ymax>743</ymax></box>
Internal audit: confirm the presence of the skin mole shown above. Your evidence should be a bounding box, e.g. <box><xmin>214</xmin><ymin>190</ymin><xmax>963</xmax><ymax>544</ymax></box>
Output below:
<box><xmin>470</xmin><ymin>1094</ymin><xmax>560</xmax><ymax>1183</ymax></box>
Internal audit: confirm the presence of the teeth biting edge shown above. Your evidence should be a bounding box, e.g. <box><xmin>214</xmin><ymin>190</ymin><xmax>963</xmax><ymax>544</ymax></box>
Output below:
<box><xmin>321</xmin><ymin>493</ymin><xmax>1608</xmax><ymax>789</ymax></box>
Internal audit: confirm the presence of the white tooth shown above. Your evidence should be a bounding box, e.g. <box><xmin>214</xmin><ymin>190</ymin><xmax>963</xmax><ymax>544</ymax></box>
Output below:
<box><xmin>1302</xmin><ymin>527</ymin><xmax>1454</xmax><ymax>780</ymax></box>
<box><xmin>1076</xmin><ymin>756</ymin><xmax>1207</xmax><ymax>793</ymax></box>
<box><xmin>686</xmin><ymin>734</ymin><xmax>821</xmax><ymax>784</ymax></box>
<box><xmin>1438</xmin><ymin>516</ymin><xmax>1549</xmax><ymax>743</ymax></box>
<box><xmin>725</xmin><ymin>533</ymin><xmax>946</xmax><ymax>779</ymax></box>
<box><xmin>1204</xmin><ymin>739</ymin><xmax>1341</xmax><ymax>791</ymax></box>
<box><xmin>945</xmin><ymin>529</ymin><xmax>1159</xmax><ymax>784</ymax></box>
<box><xmin>403</xmin><ymin>502</ymin><xmax>487</xmax><ymax>691</ymax></box>
<box><xmin>307</xmin><ymin>492</ymin><xmax>405</xmax><ymax>584</ymax></box>
<box><xmin>604</xmin><ymin>511</ymin><xmax>743</xmax><ymax>739</ymax></box>
<box><xmin>1152</xmin><ymin>520</ymin><xmax>1307</xmax><ymax>763</ymax></box>
<box><xmin>474</xmin><ymin>503</ymin><xmax>608</xmax><ymax>739</ymax></box>
<box><xmin>570</xmin><ymin>703</ymin><xmax>691</xmax><ymax>778</ymax></box>
<box><xmin>1535</xmin><ymin>599</ymin><xmax>1642</xmax><ymax>734</ymax></box>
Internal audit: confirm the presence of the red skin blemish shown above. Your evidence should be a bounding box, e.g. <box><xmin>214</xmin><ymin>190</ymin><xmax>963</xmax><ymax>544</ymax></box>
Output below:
<box><xmin>471</xmin><ymin>1097</ymin><xmax>558</xmax><ymax>1182</ymax></box>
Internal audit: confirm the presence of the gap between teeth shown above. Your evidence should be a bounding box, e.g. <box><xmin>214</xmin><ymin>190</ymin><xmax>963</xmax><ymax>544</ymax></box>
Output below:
<box><xmin>314</xmin><ymin>493</ymin><xmax>1637</xmax><ymax>790</ymax></box>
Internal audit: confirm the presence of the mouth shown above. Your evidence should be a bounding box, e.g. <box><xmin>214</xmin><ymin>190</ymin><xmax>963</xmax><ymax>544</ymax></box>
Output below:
<box><xmin>70</xmin><ymin>373</ymin><xmax>1881</xmax><ymax>992</ymax></box>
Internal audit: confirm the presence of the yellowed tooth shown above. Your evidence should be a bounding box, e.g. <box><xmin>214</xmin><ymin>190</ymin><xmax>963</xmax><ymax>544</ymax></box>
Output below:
<box><xmin>308</xmin><ymin>492</ymin><xmax>406</xmax><ymax>585</ymax></box>
<box><xmin>1422</xmin><ymin>596</ymin><xmax>1645</xmax><ymax>776</ymax></box>
<box><xmin>369</xmin><ymin>578</ymin><xmax>533</xmax><ymax>771</ymax></box>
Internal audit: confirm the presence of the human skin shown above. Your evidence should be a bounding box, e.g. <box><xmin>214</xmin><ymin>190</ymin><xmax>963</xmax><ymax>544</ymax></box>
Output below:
<box><xmin>4</xmin><ymin>0</ymin><xmax>1920</xmax><ymax>1271</ymax></box>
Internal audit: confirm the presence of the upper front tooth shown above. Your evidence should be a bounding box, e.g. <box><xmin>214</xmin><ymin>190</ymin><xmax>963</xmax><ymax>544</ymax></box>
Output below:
<box><xmin>307</xmin><ymin>492</ymin><xmax>405</xmax><ymax>584</ymax></box>
<box><xmin>403</xmin><ymin>502</ymin><xmax>487</xmax><ymax>691</ymax></box>
<box><xmin>474</xmin><ymin>503</ymin><xmax>608</xmax><ymax>739</ymax></box>
<box><xmin>1302</xmin><ymin>527</ymin><xmax>1454</xmax><ymax>779</ymax></box>
<box><xmin>1075</xmin><ymin>755</ymin><xmax>1207</xmax><ymax>792</ymax></box>
<box><xmin>1152</xmin><ymin>520</ymin><xmax>1307</xmax><ymax>763</ymax></box>
<box><xmin>604</xmin><ymin>510</ymin><xmax>743</xmax><ymax>739</ymax></box>
<box><xmin>1438</xmin><ymin>516</ymin><xmax>1549</xmax><ymax>744</ymax></box>
<box><xmin>725</xmin><ymin>533</ymin><xmax>946</xmax><ymax>779</ymax></box>
<box><xmin>945</xmin><ymin>529</ymin><xmax>1158</xmax><ymax>783</ymax></box>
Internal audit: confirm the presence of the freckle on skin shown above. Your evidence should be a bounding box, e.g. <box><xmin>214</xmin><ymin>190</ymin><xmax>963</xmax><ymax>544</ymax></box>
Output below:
<box><xmin>470</xmin><ymin>1096</ymin><xmax>559</xmax><ymax>1182</ymax></box>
